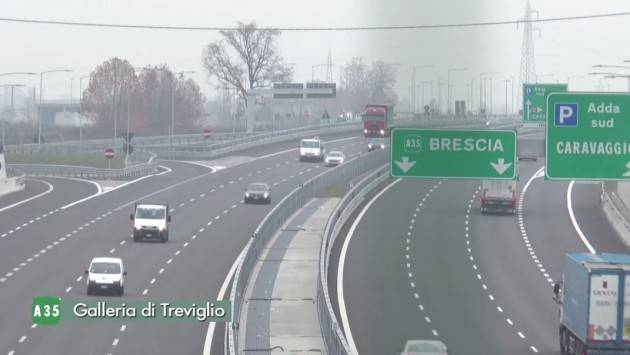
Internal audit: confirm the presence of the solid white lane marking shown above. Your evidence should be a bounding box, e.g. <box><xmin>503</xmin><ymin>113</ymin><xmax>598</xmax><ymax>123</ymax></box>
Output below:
<box><xmin>337</xmin><ymin>178</ymin><xmax>401</xmax><ymax>355</ymax></box>
<box><xmin>567</xmin><ymin>181</ymin><xmax>597</xmax><ymax>254</ymax></box>
<box><xmin>0</xmin><ymin>179</ymin><xmax>54</xmax><ymax>213</ymax></box>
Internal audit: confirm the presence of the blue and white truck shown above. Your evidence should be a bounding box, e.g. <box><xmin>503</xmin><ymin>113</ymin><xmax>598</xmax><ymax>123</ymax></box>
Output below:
<box><xmin>555</xmin><ymin>253</ymin><xmax>630</xmax><ymax>355</ymax></box>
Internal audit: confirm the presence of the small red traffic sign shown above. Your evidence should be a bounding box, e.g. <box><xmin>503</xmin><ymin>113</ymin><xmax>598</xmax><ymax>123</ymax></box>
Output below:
<box><xmin>104</xmin><ymin>148</ymin><xmax>115</xmax><ymax>159</ymax></box>
<box><xmin>203</xmin><ymin>128</ymin><xmax>212</xmax><ymax>139</ymax></box>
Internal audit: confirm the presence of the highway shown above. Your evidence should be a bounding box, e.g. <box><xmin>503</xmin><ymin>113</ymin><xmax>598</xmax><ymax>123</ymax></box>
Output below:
<box><xmin>0</xmin><ymin>130</ymin><xmax>367</xmax><ymax>355</ymax></box>
<box><xmin>336</xmin><ymin>130</ymin><xmax>627</xmax><ymax>355</ymax></box>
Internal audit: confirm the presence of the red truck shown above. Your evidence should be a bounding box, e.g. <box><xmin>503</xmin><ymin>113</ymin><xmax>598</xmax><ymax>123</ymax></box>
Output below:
<box><xmin>362</xmin><ymin>104</ymin><xmax>394</xmax><ymax>137</ymax></box>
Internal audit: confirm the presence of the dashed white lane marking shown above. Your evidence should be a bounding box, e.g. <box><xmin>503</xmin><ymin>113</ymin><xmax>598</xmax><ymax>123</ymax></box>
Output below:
<box><xmin>109</xmin><ymin>248</ymin><xmax>116</xmax><ymax>254</ymax></box>
<box><xmin>531</xmin><ymin>346</ymin><xmax>538</xmax><ymax>353</ymax></box>
<box><xmin>183</xmin><ymin>242</ymin><xmax>189</xmax><ymax>247</ymax></box>
<box><xmin>166</xmin><ymin>258</ymin><xmax>173</xmax><ymax>264</ymax></box>
<box><xmin>424</xmin><ymin>316</ymin><xmax>431</xmax><ymax>323</ymax></box>
<box><xmin>150</xmin><ymin>278</ymin><xmax>156</xmax><ymax>284</ymax></box>
<box><xmin>18</xmin><ymin>336</ymin><xmax>26</xmax><ymax>343</ymax></box>
<box><xmin>76</xmin><ymin>276</ymin><xmax>83</xmax><ymax>282</ymax></box>
<box><xmin>175</xmin><ymin>250</ymin><xmax>181</xmax><ymax>256</ymax></box>
<box><xmin>65</xmin><ymin>287</ymin><xmax>72</xmax><ymax>293</ymax></box>
<box><xmin>120</xmin><ymin>240</ymin><xmax>126</xmax><ymax>245</ymax></box>
<box><xmin>207</xmin><ymin>221</ymin><xmax>212</xmax><ymax>226</ymax></box>
<box><xmin>432</xmin><ymin>329</ymin><xmax>439</xmax><ymax>337</ymax></box>
<box><xmin>120</xmin><ymin>325</ymin><xmax>127</xmax><ymax>332</ymax></box>
<box><xmin>465</xmin><ymin>185</ymin><xmax>539</xmax><ymax>353</ymax></box>
<box><xmin>159</xmin><ymin>268</ymin><xmax>164</xmax><ymax>274</ymax></box>
<box><xmin>31</xmin><ymin>324</ymin><xmax>37</xmax><ymax>329</ymax></box>
<box><xmin>142</xmin><ymin>289</ymin><xmax>148</xmax><ymax>295</ymax></box>
<box><xmin>413</xmin><ymin>293</ymin><xmax>419</xmax><ymax>299</ymax></box>
<box><xmin>112</xmin><ymin>338</ymin><xmax>119</xmax><ymax>346</ymax></box>
<box><xmin>8</xmin><ymin>350</ymin><xmax>15</xmax><ymax>355</ymax></box>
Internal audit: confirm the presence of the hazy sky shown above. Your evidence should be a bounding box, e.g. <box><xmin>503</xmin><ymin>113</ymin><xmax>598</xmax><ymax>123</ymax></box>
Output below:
<box><xmin>2</xmin><ymin>0</ymin><xmax>630</xmax><ymax>112</ymax></box>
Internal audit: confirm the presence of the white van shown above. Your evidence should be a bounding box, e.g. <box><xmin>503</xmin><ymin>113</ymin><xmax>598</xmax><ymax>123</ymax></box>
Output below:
<box><xmin>299</xmin><ymin>138</ymin><xmax>325</xmax><ymax>162</ymax></box>
<box><xmin>86</xmin><ymin>257</ymin><xmax>126</xmax><ymax>296</ymax></box>
<box><xmin>130</xmin><ymin>204</ymin><xmax>171</xmax><ymax>242</ymax></box>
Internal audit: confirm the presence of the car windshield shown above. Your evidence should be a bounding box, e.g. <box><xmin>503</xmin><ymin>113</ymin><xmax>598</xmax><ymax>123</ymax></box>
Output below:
<box><xmin>248</xmin><ymin>184</ymin><xmax>268</xmax><ymax>191</ymax></box>
<box><xmin>136</xmin><ymin>208</ymin><xmax>165</xmax><ymax>219</ymax></box>
<box><xmin>301</xmin><ymin>141</ymin><xmax>320</xmax><ymax>148</ymax></box>
<box><xmin>328</xmin><ymin>152</ymin><xmax>343</xmax><ymax>157</ymax></box>
<box><xmin>370</xmin><ymin>139</ymin><xmax>385</xmax><ymax>145</ymax></box>
<box><xmin>90</xmin><ymin>262</ymin><xmax>121</xmax><ymax>274</ymax></box>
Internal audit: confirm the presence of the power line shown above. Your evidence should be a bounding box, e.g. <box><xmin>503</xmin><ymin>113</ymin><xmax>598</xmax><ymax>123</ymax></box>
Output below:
<box><xmin>1</xmin><ymin>11</ymin><xmax>629</xmax><ymax>32</ymax></box>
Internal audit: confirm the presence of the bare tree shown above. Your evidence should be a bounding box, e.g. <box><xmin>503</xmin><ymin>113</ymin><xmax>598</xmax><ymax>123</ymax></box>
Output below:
<box><xmin>340</xmin><ymin>57</ymin><xmax>370</xmax><ymax>112</ymax></box>
<box><xmin>368</xmin><ymin>61</ymin><xmax>397</xmax><ymax>104</ymax></box>
<box><xmin>202</xmin><ymin>22</ymin><xmax>293</xmax><ymax>105</ymax></box>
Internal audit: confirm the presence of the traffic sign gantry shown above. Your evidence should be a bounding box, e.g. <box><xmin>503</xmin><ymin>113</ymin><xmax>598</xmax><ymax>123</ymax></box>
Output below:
<box><xmin>390</xmin><ymin>128</ymin><xmax>517</xmax><ymax>179</ymax></box>
<box><xmin>523</xmin><ymin>83</ymin><xmax>567</xmax><ymax>124</ymax></box>
<box><xmin>546</xmin><ymin>92</ymin><xmax>630</xmax><ymax>180</ymax></box>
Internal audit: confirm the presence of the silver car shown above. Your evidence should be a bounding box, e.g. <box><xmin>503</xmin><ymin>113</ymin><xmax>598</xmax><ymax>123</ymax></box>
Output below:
<box><xmin>402</xmin><ymin>340</ymin><xmax>449</xmax><ymax>355</ymax></box>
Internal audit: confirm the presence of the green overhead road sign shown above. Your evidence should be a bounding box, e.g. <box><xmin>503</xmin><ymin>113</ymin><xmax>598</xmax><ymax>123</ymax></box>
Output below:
<box><xmin>523</xmin><ymin>83</ymin><xmax>567</xmax><ymax>124</ymax></box>
<box><xmin>390</xmin><ymin>128</ymin><xmax>517</xmax><ymax>179</ymax></box>
<box><xmin>546</xmin><ymin>92</ymin><xmax>630</xmax><ymax>180</ymax></box>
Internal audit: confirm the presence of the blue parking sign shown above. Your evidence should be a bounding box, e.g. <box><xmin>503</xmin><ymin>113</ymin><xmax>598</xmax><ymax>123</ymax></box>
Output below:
<box><xmin>554</xmin><ymin>103</ymin><xmax>578</xmax><ymax>127</ymax></box>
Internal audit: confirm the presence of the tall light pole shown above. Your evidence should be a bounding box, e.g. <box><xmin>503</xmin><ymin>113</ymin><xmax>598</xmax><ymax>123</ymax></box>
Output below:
<box><xmin>480</xmin><ymin>72</ymin><xmax>499</xmax><ymax>115</ymax></box>
<box><xmin>590</xmin><ymin>72</ymin><xmax>630</xmax><ymax>92</ymax></box>
<box><xmin>413</xmin><ymin>65</ymin><xmax>434</xmax><ymax>113</ymax></box>
<box><xmin>78</xmin><ymin>75</ymin><xmax>91</xmax><ymax>147</ymax></box>
<box><xmin>593</xmin><ymin>65</ymin><xmax>630</xmax><ymax>92</ymax></box>
<box><xmin>170</xmin><ymin>71</ymin><xmax>196</xmax><ymax>155</ymax></box>
<box><xmin>311</xmin><ymin>64</ymin><xmax>328</xmax><ymax>82</ymax></box>
<box><xmin>447</xmin><ymin>67</ymin><xmax>468</xmax><ymax>115</ymax></box>
<box><xmin>39</xmin><ymin>69</ymin><xmax>72</xmax><ymax>147</ymax></box>
<box><xmin>0</xmin><ymin>84</ymin><xmax>25</xmax><ymax>148</ymax></box>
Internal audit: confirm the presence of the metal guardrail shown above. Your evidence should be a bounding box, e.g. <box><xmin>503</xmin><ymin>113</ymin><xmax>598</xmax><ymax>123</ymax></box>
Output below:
<box><xmin>8</xmin><ymin>162</ymin><xmax>157</xmax><ymax>180</ymax></box>
<box><xmin>228</xmin><ymin>149</ymin><xmax>389</xmax><ymax>355</ymax></box>
<box><xmin>317</xmin><ymin>163</ymin><xmax>390</xmax><ymax>354</ymax></box>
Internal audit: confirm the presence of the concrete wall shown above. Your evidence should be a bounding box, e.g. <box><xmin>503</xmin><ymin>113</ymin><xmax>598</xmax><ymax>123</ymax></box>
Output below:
<box><xmin>618</xmin><ymin>182</ymin><xmax>630</xmax><ymax>208</ymax></box>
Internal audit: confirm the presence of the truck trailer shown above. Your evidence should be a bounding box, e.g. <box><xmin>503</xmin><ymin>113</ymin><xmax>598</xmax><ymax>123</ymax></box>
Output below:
<box><xmin>555</xmin><ymin>253</ymin><xmax>630</xmax><ymax>355</ymax></box>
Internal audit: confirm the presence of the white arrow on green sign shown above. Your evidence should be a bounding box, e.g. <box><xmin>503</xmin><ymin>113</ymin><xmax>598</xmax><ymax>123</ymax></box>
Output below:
<box><xmin>546</xmin><ymin>92</ymin><xmax>630</xmax><ymax>180</ymax></box>
<box><xmin>390</xmin><ymin>128</ymin><xmax>517</xmax><ymax>179</ymax></box>
<box><xmin>523</xmin><ymin>83</ymin><xmax>567</xmax><ymax>124</ymax></box>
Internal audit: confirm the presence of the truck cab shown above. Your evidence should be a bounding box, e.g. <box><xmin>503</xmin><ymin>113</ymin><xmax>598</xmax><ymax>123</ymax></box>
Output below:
<box><xmin>130</xmin><ymin>204</ymin><xmax>171</xmax><ymax>242</ymax></box>
<box><xmin>480</xmin><ymin>180</ymin><xmax>517</xmax><ymax>214</ymax></box>
<box><xmin>299</xmin><ymin>138</ymin><xmax>325</xmax><ymax>162</ymax></box>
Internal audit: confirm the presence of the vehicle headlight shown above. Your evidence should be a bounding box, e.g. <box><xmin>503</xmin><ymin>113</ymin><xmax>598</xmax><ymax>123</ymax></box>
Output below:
<box><xmin>264</xmin><ymin>193</ymin><xmax>269</xmax><ymax>198</ymax></box>
<box><xmin>245</xmin><ymin>192</ymin><xmax>250</xmax><ymax>197</ymax></box>
<box><xmin>368</xmin><ymin>144</ymin><xmax>372</xmax><ymax>149</ymax></box>
<box><xmin>380</xmin><ymin>144</ymin><xmax>385</xmax><ymax>149</ymax></box>
<box><xmin>379</xmin><ymin>129</ymin><xmax>385</xmax><ymax>135</ymax></box>
<box><xmin>363</xmin><ymin>129</ymin><xmax>368</xmax><ymax>134</ymax></box>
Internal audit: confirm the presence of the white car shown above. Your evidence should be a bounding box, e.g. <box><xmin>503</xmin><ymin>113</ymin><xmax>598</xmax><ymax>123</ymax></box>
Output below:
<box><xmin>325</xmin><ymin>151</ymin><xmax>345</xmax><ymax>166</ymax></box>
<box><xmin>86</xmin><ymin>257</ymin><xmax>126</xmax><ymax>296</ymax></box>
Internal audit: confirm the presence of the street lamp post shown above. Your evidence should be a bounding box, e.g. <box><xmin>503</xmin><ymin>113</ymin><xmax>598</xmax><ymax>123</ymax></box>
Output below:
<box><xmin>590</xmin><ymin>72</ymin><xmax>630</xmax><ymax>92</ymax></box>
<box><xmin>0</xmin><ymin>84</ymin><xmax>25</xmax><ymax>148</ymax></box>
<box><xmin>78</xmin><ymin>75</ymin><xmax>91</xmax><ymax>147</ymax></box>
<box><xmin>170</xmin><ymin>71</ymin><xmax>196</xmax><ymax>156</ymax></box>
<box><xmin>480</xmin><ymin>72</ymin><xmax>499</xmax><ymax>115</ymax></box>
<box><xmin>412</xmin><ymin>65</ymin><xmax>434</xmax><ymax>114</ymax></box>
<box><xmin>38</xmin><ymin>69</ymin><xmax>72</xmax><ymax>147</ymax></box>
<box><xmin>447</xmin><ymin>68</ymin><xmax>468</xmax><ymax>115</ymax></box>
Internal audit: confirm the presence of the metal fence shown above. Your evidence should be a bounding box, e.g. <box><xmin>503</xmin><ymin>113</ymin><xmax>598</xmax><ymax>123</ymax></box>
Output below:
<box><xmin>8</xmin><ymin>162</ymin><xmax>158</xmax><ymax>180</ymax></box>
<box><xmin>317</xmin><ymin>163</ymin><xmax>390</xmax><ymax>354</ymax></box>
<box><xmin>228</xmin><ymin>149</ymin><xmax>389</xmax><ymax>355</ymax></box>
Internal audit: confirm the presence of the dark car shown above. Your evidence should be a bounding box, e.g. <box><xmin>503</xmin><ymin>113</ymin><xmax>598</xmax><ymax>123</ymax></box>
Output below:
<box><xmin>244</xmin><ymin>183</ymin><xmax>271</xmax><ymax>204</ymax></box>
<box><xmin>368</xmin><ymin>138</ymin><xmax>388</xmax><ymax>151</ymax></box>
